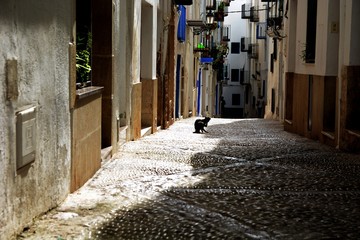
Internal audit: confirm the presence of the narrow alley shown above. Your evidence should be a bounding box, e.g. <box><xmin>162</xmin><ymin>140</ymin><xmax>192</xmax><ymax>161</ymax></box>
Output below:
<box><xmin>18</xmin><ymin>118</ymin><xmax>360</xmax><ymax>239</ymax></box>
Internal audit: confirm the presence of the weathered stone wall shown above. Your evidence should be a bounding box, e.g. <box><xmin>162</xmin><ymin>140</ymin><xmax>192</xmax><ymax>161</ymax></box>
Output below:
<box><xmin>0</xmin><ymin>0</ymin><xmax>72</xmax><ymax>238</ymax></box>
<box><xmin>284</xmin><ymin>73</ymin><xmax>336</xmax><ymax>144</ymax></box>
<box><xmin>339</xmin><ymin>65</ymin><xmax>360</xmax><ymax>152</ymax></box>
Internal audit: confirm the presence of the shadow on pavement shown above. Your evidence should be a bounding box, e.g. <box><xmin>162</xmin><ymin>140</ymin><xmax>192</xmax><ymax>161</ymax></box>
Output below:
<box><xmin>91</xmin><ymin>119</ymin><xmax>360</xmax><ymax>239</ymax></box>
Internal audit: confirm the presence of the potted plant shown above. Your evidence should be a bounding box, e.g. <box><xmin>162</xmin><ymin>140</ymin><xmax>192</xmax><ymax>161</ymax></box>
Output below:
<box><xmin>299</xmin><ymin>42</ymin><xmax>315</xmax><ymax>63</ymax></box>
<box><xmin>216</xmin><ymin>2</ymin><xmax>225</xmax><ymax>22</ymax></box>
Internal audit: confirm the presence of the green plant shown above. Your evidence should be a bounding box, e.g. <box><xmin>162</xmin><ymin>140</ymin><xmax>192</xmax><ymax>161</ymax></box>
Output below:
<box><xmin>299</xmin><ymin>41</ymin><xmax>315</xmax><ymax>63</ymax></box>
<box><xmin>76</xmin><ymin>32</ymin><xmax>92</xmax><ymax>87</ymax></box>
<box><xmin>218</xmin><ymin>2</ymin><xmax>225</xmax><ymax>12</ymax></box>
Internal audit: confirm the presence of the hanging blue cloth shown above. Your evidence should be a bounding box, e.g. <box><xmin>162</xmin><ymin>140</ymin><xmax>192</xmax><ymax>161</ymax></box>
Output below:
<box><xmin>177</xmin><ymin>5</ymin><xmax>186</xmax><ymax>42</ymax></box>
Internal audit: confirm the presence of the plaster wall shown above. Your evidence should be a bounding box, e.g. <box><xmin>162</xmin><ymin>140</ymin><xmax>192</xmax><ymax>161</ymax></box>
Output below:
<box><xmin>132</xmin><ymin>1</ymin><xmax>142</xmax><ymax>85</ymax></box>
<box><xmin>141</xmin><ymin>1</ymin><xmax>158</xmax><ymax>80</ymax></box>
<box><xmin>342</xmin><ymin>0</ymin><xmax>360</xmax><ymax>66</ymax></box>
<box><xmin>184</xmin><ymin>26</ymin><xmax>195</xmax><ymax>118</ymax></box>
<box><xmin>265</xmin><ymin>54</ymin><xmax>281</xmax><ymax>120</ymax></box>
<box><xmin>0</xmin><ymin>0</ymin><xmax>72</xmax><ymax>238</ymax></box>
<box><xmin>294</xmin><ymin>0</ymin><xmax>339</xmax><ymax>76</ymax></box>
<box><xmin>126</xmin><ymin>1</ymin><xmax>142</xmax><ymax>140</ymax></box>
<box><xmin>222</xmin><ymin>85</ymin><xmax>244</xmax><ymax>109</ymax></box>
<box><xmin>284</xmin><ymin>0</ymin><xmax>297</xmax><ymax>73</ymax></box>
<box><xmin>113</xmin><ymin>0</ymin><xmax>128</xmax><ymax>143</ymax></box>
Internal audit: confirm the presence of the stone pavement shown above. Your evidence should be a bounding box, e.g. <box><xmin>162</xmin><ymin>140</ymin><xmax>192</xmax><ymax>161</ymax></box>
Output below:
<box><xmin>17</xmin><ymin>118</ymin><xmax>360</xmax><ymax>239</ymax></box>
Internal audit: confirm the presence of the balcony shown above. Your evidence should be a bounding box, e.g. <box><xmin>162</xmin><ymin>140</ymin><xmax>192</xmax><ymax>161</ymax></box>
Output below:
<box><xmin>267</xmin><ymin>17</ymin><xmax>283</xmax><ymax>28</ymax></box>
<box><xmin>248</xmin><ymin>43</ymin><xmax>258</xmax><ymax>59</ymax></box>
<box><xmin>223</xmin><ymin>63</ymin><xmax>230</xmax><ymax>81</ymax></box>
<box><xmin>193</xmin><ymin>31</ymin><xmax>213</xmax><ymax>53</ymax></box>
<box><xmin>240</xmin><ymin>68</ymin><xmax>250</xmax><ymax>85</ymax></box>
<box><xmin>250</xmin><ymin>6</ymin><xmax>259</xmax><ymax>22</ymax></box>
<box><xmin>222</xmin><ymin>25</ymin><xmax>231</xmax><ymax>42</ymax></box>
<box><xmin>241</xmin><ymin>37</ymin><xmax>249</xmax><ymax>52</ymax></box>
<box><xmin>206</xmin><ymin>0</ymin><xmax>216</xmax><ymax>10</ymax></box>
<box><xmin>241</xmin><ymin>4</ymin><xmax>251</xmax><ymax>19</ymax></box>
<box><xmin>223</xmin><ymin>0</ymin><xmax>231</xmax><ymax>6</ymax></box>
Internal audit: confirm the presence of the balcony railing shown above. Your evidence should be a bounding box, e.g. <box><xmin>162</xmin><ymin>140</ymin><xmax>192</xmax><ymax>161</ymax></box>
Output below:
<box><xmin>240</xmin><ymin>69</ymin><xmax>250</xmax><ymax>85</ymax></box>
<box><xmin>241</xmin><ymin>4</ymin><xmax>251</xmax><ymax>19</ymax></box>
<box><xmin>250</xmin><ymin>6</ymin><xmax>259</xmax><ymax>22</ymax></box>
<box><xmin>241</xmin><ymin>37</ymin><xmax>249</xmax><ymax>52</ymax></box>
<box><xmin>222</xmin><ymin>25</ymin><xmax>231</xmax><ymax>42</ymax></box>
<box><xmin>223</xmin><ymin>63</ymin><xmax>230</xmax><ymax>81</ymax></box>
<box><xmin>248</xmin><ymin>43</ymin><xmax>258</xmax><ymax>59</ymax></box>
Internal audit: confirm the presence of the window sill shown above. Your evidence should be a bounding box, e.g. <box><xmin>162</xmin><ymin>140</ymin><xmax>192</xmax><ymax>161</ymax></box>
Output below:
<box><xmin>285</xmin><ymin>119</ymin><xmax>292</xmax><ymax>125</ymax></box>
<box><xmin>76</xmin><ymin>86</ymin><xmax>104</xmax><ymax>100</ymax></box>
<box><xmin>321</xmin><ymin>131</ymin><xmax>335</xmax><ymax>140</ymax></box>
<box><xmin>347</xmin><ymin>129</ymin><xmax>360</xmax><ymax>138</ymax></box>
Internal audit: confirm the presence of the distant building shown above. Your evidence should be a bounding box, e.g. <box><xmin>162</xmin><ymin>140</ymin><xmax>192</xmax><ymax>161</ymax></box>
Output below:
<box><xmin>222</xmin><ymin>0</ymin><xmax>267</xmax><ymax>118</ymax></box>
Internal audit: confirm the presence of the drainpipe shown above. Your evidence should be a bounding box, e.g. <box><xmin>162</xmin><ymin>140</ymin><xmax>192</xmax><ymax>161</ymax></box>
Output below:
<box><xmin>336</xmin><ymin>0</ymin><xmax>346</xmax><ymax>149</ymax></box>
<box><xmin>197</xmin><ymin>68</ymin><xmax>202</xmax><ymax>116</ymax></box>
<box><xmin>175</xmin><ymin>55</ymin><xmax>181</xmax><ymax>118</ymax></box>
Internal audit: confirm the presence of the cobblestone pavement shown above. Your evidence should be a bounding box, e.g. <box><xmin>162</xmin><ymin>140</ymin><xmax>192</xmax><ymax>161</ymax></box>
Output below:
<box><xmin>18</xmin><ymin>118</ymin><xmax>360</xmax><ymax>239</ymax></box>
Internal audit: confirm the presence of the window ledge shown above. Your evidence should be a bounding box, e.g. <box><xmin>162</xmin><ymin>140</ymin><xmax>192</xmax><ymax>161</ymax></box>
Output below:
<box><xmin>285</xmin><ymin>119</ymin><xmax>292</xmax><ymax>125</ymax></box>
<box><xmin>347</xmin><ymin>129</ymin><xmax>360</xmax><ymax>138</ymax></box>
<box><xmin>321</xmin><ymin>131</ymin><xmax>335</xmax><ymax>140</ymax></box>
<box><xmin>76</xmin><ymin>86</ymin><xmax>104</xmax><ymax>100</ymax></box>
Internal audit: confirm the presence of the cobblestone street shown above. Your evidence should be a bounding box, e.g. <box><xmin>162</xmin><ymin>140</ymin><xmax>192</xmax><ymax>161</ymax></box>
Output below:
<box><xmin>18</xmin><ymin>118</ymin><xmax>360</xmax><ymax>239</ymax></box>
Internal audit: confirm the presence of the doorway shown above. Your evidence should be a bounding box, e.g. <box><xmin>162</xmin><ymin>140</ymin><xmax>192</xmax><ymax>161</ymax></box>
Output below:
<box><xmin>91</xmin><ymin>0</ymin><xmax>114</xmax><ymax>148</ymax></box>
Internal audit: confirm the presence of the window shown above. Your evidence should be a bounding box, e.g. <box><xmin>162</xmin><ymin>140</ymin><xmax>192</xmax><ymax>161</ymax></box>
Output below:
<box><xmin>76</xmin><ymin>0</ymin><xmax>92</xmax><ymax>88</ymax></box>
<box><xmin>231</xmin><ymin>69</ymin><xmax>240</xmax><ymax>82</ymax></box>
<box><xmin>308</xmin><ymin>76</ymin><xmax>313</xmax><ymax>131</ymax></box>
<box><xmin>240</xmin><ymin>37</ymin><xmax>250</xmax><ymax>52</ymax></box>
<box><xmin>270</xmin><ymin>54</ymin><xmax>274</xmax><ymax>73</ymax></box>
<box><xmin>223</xmin><ymin>64</ymin><xmax>229</xmax><ymax>80</ymax></box>
<box><xmin>271</xmin><ymin>88</ymin><xmax>276</xmax><ymax>113</ymax></box>
<box><xmin>306</xmin><ymin>0</ymin><xmax>317</xmax><ymax>63</ymax></box>
<box><xmin>231</xmin><ymin>42</ymin><xmax>240</xmax><ymax>54</ymax></box>
<box><xmin>232</xmin><ymin>94</ymin><xmax>241</xmax><ymax>105</ymax></box>
<box><xmin>256</xmin><ymin>22</ymin><xmax>266</xmax><ymax>39</ymax></box>
<box><xmin>273</xmin><ymin>39</ymin><xmax>277</xmax><ymax>60</ymax></box>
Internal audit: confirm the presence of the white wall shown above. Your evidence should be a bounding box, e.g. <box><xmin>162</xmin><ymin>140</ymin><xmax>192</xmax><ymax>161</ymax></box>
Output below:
<box><xmin>222</xmin><ymin>85</ymin><xmax>244</xmax><ymax>108</ymax></box>
<box><xmin>294</xmin><ymin>0</ymin><xmax>340</xmax><ymax>76</ymax></box>
<box><xmin>141</xmin><ymin>0</ymin><xmax>158</xmax><ymax>79</ymax></box>
<box><xmin>0</xmin><ymin>0</ymin><xmax>72</xmax><ymax>238</ymax></box>
<box><xmin>343</xmin><ymin>0</ymin><xmax>360</xmax><ymax>65</ymax></box>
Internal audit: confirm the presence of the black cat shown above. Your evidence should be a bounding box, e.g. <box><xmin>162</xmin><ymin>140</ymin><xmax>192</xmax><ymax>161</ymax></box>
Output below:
<box><xmin>193</xmin><ymin>117</ymin><xmax>211</xmax><ymax>133</ymax></box>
